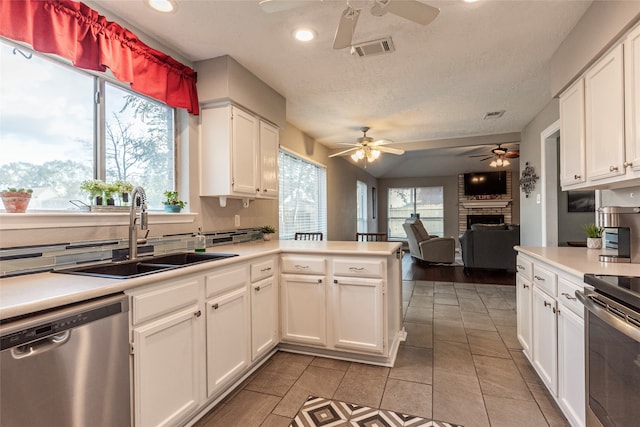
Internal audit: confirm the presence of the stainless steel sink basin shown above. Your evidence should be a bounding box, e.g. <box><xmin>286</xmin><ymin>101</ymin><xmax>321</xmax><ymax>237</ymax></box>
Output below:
<box><xmin>54</xmin><ymin>252</ymin><xmax>238</xmax><ymax>279</ymax></box>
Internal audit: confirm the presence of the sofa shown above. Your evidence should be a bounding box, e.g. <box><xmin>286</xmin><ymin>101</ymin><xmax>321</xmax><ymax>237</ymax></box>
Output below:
<box><xmin>459</xmin><ymin>223</ymin><xmax>520</xmax><ymax>271</ymax></box>
<box><xmin>403</xmin><ymin>218</ymin><xmax>456</xmax><ymax>264</ymax></box>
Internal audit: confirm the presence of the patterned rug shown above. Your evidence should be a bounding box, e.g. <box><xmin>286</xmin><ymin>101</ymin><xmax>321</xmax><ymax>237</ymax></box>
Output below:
<box><xmin>290</xmin><ymin>396</ymin><xmax>463</xmax><ymax>427</ymax></box>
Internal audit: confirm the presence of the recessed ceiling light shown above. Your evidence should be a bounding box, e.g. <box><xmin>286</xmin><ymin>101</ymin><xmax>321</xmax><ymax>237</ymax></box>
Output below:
<box><xmin>293</xmin><ymin>28</ymin><xmax>317</xmax><ymax>42</ymax></box>
<box><xmin>147</xmin><ymin>0</ymin><xmax>176</xmax><ymax>13</ymax></box>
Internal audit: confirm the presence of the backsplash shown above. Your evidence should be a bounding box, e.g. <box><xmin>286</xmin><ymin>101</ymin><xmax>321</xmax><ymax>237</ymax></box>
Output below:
<box><xmin>0</xmin><ymin>227</ymin><xmax>262</xmax><ymax>278</ymax></box>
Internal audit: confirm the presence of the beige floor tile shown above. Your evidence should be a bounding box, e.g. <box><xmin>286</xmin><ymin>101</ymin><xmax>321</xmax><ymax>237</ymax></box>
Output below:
<box><xmin>200</xmin><ymin>390</ymin><xmax>281</xmax><ymax>427</ymax></box>
<box><xmin>455</xmin><ymin>288</ymin><xmax>482</xmax><ymax>299</ymax></box>
<box><xmin>473</xmin><ymin>355</ymin><xmax>533</xmax><ymax>400</ymax></box>
<box><xmin>433</xmin><ymin>304</ymin><xmax>462</xmax><ymax>320</ymax></box>
<box><xmin>466</xmin><ymin>329</ymin><xmax>511</xmax><ymax>359</ymax></box>
<box><xmin>412</xmin><ymin>285</ymin><xmax>435</xmax><ymax>296</ymax></box>
<box><xmin>404</xmin><ymin>305</ymin><xmax>433</xmax><ymax>324</ymax></box>
<box><xmin>495</xmin><ymin>324</ymin><xmax>523</xmax><ymax>350</ymax></box>
<box><xmin>458</xmin><ymin>298</ymin><xmax>488</xmax><ymax>313</ymax></box>
<box><xmin>434</xmin><ymin>284</ymin><xmax>456</xmax><ymax>294</ymax></box>
<box><xmin>434</xmin><ymin>294</ymin><xmax>459</xmax><ymax>306</ymax></box>
<box><xmin>415</xmin><ymin>280</ymin><xmax>435</xmax><ymax>287</ymax></box>
<box><xmin>432</xmin><ymin>371</ymin><xmax>490</xmax><ymax>427</ymax></box>
<box><xmin>272</xmin><ymin>365</ymin><xmax>345</xmax><ymax>418</ymax></box>
<box><xmin>260</xmin><ymin>414</ymin><xmax>292</xmax><ymax>427</ymax></box>
<box><xmin>310</xmin><ymin>356</ymin><xmax>351</xmax><ymax>372</ymax></box>
<box><xmin>245</xmin><ymin>352</ymin><xmax>313</xmax><ymax>396</ymax></box>
<box><xmin>484</xmin><ymin>395</ymin><xmax>549</xmax><ymax>427</ymax></box>
<box><xmin>403</xmin><ymin>321</ymin><xmax>433</xmax><ymax>348</ymax></box>
<box><xmin>479</xmin><ymin>295</ymin><xmax>511</xmax><ymax>310</ymax></box>
<box><xmin>510</xmin><ymin>350</ymin><xmax>542</xmax><ymax>385</ymax></box>
<box><xmin>487</xmin><ymin>308</ymin><xmax>517</xmax><ymax>327</ymax></box>
<box><xmin>461</xmin><ymin>311</ymin><xmax>497</xmax><ymax>332</ymax></box>
<box><xmin>454</xmin><ymin>282</ymin><xmax>477</xmax><ymax>289</ymax></box>
<box><xmin>389</xmin><ymin>345</ymin><xmax>433</xmax><ymax>384</ymax></box>
<box><xmin>333</xmin><ymin>363</ymin><xmax>389</xmax><ymax>408</ymax></box>
<box><xmin>380</xmin><ymin>378</ymin><xmax>433</xmax><ymax>419</ymax></box>
<box><xmin>409</xmin><ymin>295</ymin><xmax>435</xmax><ymax>307</ymax></box>
<box><xmin>434</xmin><ymin>319</ymin><xmax>467</xmax><ymax>343</ymax></box>
<box><xmin>434</xmin><ymin>340</ymin><xmax>476</xmax><ymax>377</ymax></box>
<box><xmin>527</xmin><ymin>382</ymin><xmax>571</xmax><ymax>426</ymax></box>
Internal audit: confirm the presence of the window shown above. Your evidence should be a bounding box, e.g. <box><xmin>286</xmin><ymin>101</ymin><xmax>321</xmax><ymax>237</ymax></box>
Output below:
<box><xmin>356</xmin><ymin>180</ymin><xmax>368</xmax><ymax>233</ymax></box>
<box><xmin>278</xmin><ymin>150</ymin><xmax>327</xmax><ymax>240</ymax></box>
<box><xmin>388</xmin><ymin>186</ymin><xmax>444</xmax><ymax>239</ymax></box>
<box><xmin>0</xmin><ymin>39</ymin><xmax>175</xmax><ymax>210</ymax></box>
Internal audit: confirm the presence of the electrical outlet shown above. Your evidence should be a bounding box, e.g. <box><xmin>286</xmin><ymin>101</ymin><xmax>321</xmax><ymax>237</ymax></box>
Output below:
<box><xmin>234</xmin><ymin>214</ymin><xmax>240</xmax><ymax>227</ymax></box>
<box><xmin>536</xmin><ymin>194</ymin><xmax>541</xmax><ymax>204</ymax></box>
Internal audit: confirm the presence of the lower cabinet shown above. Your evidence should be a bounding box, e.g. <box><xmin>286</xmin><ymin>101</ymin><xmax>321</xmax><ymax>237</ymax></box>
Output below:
<box><xmin>532</xmin><ymin>283</ymin><xmax>558</xmax><ymax>394</ymax></box>
<box><xmin>280</xmin><ymin>273</ymin><xmax>327</xmax><ymax>346</ymax></box>
<box><xmin>251</xmin><ymin>261</ymin><xmax>278</xmax><ymax>360</ymax></box>
<box><xmin>516</xmin><ymin>274</ymin><xmax>533</xmax><ymax>358</ymax></box>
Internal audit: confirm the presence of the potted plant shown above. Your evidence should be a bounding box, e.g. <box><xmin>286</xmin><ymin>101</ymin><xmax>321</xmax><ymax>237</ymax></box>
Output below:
<box><xmin>584</xmin><ymin>223</ymin><xmax>604</xmax><ymax>249</ymax></box>
<box><xmin>80</xmin><ymin>179</ymin><xmax>106</xmax><ymax>205</ymax></box>
<box><xmin>163</xmin><ymin>190</ymin><xmax>186</xmax><ymax>213</ymax></box>
<box><xmin>1</xmin><ymin>188</ymin><xmax>33</xmax><ymax>213</ymax></box>
<box><xmin>103</xmin><ymin>183</ymin><xmax>119</xmax><ymax>206</ymax></box>
<box><xmin>260</xmin><ymin>225</ymin><xmax>276</xmax><ymax>241</ymax></box>
<box><xmin>114</xmin><ymin>180</ymin><xmax>133</xmax><ymax>205</ymax></box>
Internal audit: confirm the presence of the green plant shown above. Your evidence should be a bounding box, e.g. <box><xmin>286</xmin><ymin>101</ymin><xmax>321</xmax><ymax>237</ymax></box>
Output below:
<box><xmin>2</xmin><ymin>188</ymin><xmax>33</xmax><ymax>194</ymax></box>
<box><xmin>80</xmin><ymin>179</ymin><xmax>106</xmax><ymax>197</ymax></box>
<box><xmin>114</xmin><ymin>180</ymin><xmax>134</xmax><ymax>194</ymax></box>
<box><xmin>260</xmin><ymin>225</ymin><xmax>276</xmax><ymax>234</ymax></box>
<box><xmin>163</xmin><ymin>190</ymin><xmax>187</xmax><ymax>208</ymax></box>
<box><xmin>583</xmin><ymin>223</ymin><xmax>604</xmax><ymax>238</ymax></box>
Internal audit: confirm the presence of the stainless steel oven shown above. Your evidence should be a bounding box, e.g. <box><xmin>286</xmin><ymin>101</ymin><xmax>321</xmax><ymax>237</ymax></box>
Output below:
<box><xmin>578</xmin><ymin>274</ymin><xmax>640</xmax><ymax>427</ymax></box>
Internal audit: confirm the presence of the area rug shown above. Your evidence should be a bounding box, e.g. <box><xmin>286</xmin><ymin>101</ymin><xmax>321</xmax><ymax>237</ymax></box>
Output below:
<box><xmin>289</xmin><ymin>395</ymin><xmax>463</xmax><ymax>427</ymax></box>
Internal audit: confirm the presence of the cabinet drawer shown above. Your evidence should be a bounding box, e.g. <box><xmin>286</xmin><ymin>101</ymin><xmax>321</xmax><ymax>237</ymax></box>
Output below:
<box><xmin>131</xmin><ymin>278</ymin><xmax>201</xmax><ymax>325</ymax></box>
<box><xmin>516</xmin><ymin>255</ymin><xmax>533</xmax><ymax>281</ymax></box>
<box><xmin>281</xmin><ymin>256</ymin><xmax>326</xmax><ymax>275</ymax></box>
<box><xmin>533</xmin><ymin>264</ymin><xmax>557</xmax><ymax>297</ymax></box>
<box><xmin>333</xmin><ymin>258</ymin><xmax>384</xmax><ymax>278</ymax></box>
<box><xmin>205</xmin><ymin>265</ymin><xmax>248</xmax><ymax>299</ymax></box>
<box><xmin>557</xmin><ymin>277</ymin><xmax>584</xmax><ymax>318</ymax></box>
<box><xmin>251</xmin><ymin>258</ymin><xmax>275</xmax><ymax>283</ymax></box>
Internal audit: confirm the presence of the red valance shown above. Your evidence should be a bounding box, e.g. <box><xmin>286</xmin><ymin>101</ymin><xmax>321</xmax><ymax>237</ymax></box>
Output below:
<box><xmin>0</xmin><ymin>0</ymin><xmax>200</xmax><ymax>115</ymax></box>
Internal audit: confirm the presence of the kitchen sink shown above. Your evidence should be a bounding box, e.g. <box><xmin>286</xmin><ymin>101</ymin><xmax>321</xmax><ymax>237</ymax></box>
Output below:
<box><xmin>54</xmin><ymin>252</ymin><xmax>238</xmax><ymax>279</ymax></box>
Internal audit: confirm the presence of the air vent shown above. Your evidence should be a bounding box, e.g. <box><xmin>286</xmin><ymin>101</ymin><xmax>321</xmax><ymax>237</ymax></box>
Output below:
<box><xmin>483</xmin><ymin>110</ymin><xmax>505</xmax><ymax>120</ymax></box>
<box><xmin>350</xmin><ymin>37</ymin><xmax>395</xmax><ymax>57</ymax></box>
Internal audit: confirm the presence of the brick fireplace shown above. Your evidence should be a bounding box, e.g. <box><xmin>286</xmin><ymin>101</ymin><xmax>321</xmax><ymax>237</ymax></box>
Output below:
<box><xmin>458</xmin><ymin>172</ymin><xmax>512</xmax><ymax>235</ymax></box>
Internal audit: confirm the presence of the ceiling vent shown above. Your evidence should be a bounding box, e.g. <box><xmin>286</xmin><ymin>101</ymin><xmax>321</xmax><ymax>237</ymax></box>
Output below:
<box><xmin>483</xmin><ymin>110</ymin><xmax>505</xmax><ymax>120</ymax></box>
<box><xmin>350</xmin><ymin>37</ymin><xmax>395</xmax><ymax>57</ymax></box>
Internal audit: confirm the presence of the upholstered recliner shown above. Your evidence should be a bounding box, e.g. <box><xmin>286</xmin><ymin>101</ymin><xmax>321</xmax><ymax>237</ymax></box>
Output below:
<box><xmin>403</xmin><ymin>218</ymin><xmax>456</xmax><ymax>264</ymax></box>
<box><xmin>459</xmin><ymin>223</ymin><xmax>520</xmax><ymax>271</ymax></box>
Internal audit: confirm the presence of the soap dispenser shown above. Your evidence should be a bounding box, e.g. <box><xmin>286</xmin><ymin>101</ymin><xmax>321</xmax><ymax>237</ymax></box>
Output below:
<box><xmin>195</xmin><ymin>227</ymin><xmax>206</xmax><ymax>253</ymax></box>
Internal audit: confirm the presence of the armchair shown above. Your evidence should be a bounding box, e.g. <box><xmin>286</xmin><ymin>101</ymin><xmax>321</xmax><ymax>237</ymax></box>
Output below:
<box><xmin>402</xmin><ymin>218</ymin><xmax>456</xmax><ymax>264</ymax></box>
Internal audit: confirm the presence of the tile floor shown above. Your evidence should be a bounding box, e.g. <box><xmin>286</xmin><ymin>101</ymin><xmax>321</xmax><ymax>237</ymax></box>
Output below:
<box><xmin>194</xmin><ymin>280</ymin><xmax>569</xmax><ymax>427</ymax></box>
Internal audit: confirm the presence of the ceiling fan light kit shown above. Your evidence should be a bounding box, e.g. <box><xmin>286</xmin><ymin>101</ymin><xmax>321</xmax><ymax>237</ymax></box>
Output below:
<box><xmin>330</xmin><ymin>126</ymin><xmax>404</xmax><ymax>166</ymax></box>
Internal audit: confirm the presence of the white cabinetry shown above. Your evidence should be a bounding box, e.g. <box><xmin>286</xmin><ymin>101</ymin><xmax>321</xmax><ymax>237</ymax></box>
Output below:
<box><xmin>531</xmin><ymin>284</ymin><xmax>558</xmax><ymax>394</ymax></box>
<box><xmin>625</xmin><ymin>24</ymin><xmax>640</xmax><ymax>173</ymax></box>
<box><xmin>204</xmin><ymin>265</ymin><xmax>251</xmax><ymax>398</ymax></box>
<box><xmin>515</xmin><ymin>255</ymin><xmax>533</xmax><ymax>358</ymax></box>
<box><xmin>128</xmin><ymin>277</ymin><xmax>205</xmax><ymax>427</ymax></box>
<box><xmin>200</xmin><ymin>104</ymin><xmax>280</xmax><ymax>203</ymax></box>
<box><xmin>559</xmin><ymin>78</ymin><xmax>586</xmax><ymax>187</ymax></box>
<box><xmin>250</xmin><ymin>257</ymin><xmax>278</xmax><ymax>360</ymax></box>
<box><xmin>585</xmin><ymin>44</ymin><xmax>625</xmax><ymax>181</ymax></box>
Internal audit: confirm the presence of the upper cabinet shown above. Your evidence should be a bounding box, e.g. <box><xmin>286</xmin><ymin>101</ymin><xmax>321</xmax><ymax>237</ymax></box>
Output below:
<box><xmin>559</xmin><ymin>23</ymin><xmax>640</xmax><ymax>191</ymax></box>
<box><xmin>258</xmin><ymin>121</ymin><xmax>279</xmax><ymax>199</ymax></box>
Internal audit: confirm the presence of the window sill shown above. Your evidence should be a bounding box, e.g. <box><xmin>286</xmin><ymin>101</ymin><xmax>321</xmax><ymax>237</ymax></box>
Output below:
<box><xmin>0</xmin><ymin>212</ymin><xmax>198</xmax><ymax>231</ymax></box>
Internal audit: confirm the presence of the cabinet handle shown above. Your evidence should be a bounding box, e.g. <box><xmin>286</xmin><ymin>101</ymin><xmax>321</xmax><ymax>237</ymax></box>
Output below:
<box><xmin>534</xmin><ymin>275</ymin><xmax>545</xmax><ymax>281</ymax></box>
<box><xmin>263</xmin><ymin>189</ymin><xmax>267</xmax><ymax>192</ymax></box>
<box><xmin>561</xmin><ymin>292</ymin><xmax>576</xmax><ymax>301</ymax></box>
<box><xmin>574</xmin><ymin>174</ymin><xmax>581</xmax><ymax>180</ymax></box>
<box><xmin>256</xmin><ymin>188</ymin><xmax>260</xmax><ymax>192</ymax></box>
<box><xmin>553</xmin><ymin>307</ymin><xmax>559</xmax><ymax>314</ymax></box>
<box><xmin>260</xmin><ymin>267</ymin><xmax>272</xmax><ymax>272</ymax></box>
<box><xmin>295</xmin><ymin>265</ymin><xmax>309</xmax><ymax>269</ymax></box>
<box><xmin>348</xmin><ymin>267</ymin><xmax>365</xmax><ymax>271</ymax></box>
<box><xmin>624</xmin><ymin>161</ymin><xmax>633</xmax><ymax>168</ymax></box>
<box><xmin>212</xmin><ymin>303</ymin><xmax>219</xmax><ymax>310</ymax></box>
<box><xmin>334</xmin><ymin>279</ymin><xmax>338</xmax><ymax>284</ymax></box>
<box><xmin>609</xmin><ymin>165</ymin><xmax>619</xmax><ymax>172</ymax></box>
<box><xmin>516</xmin><ymin>264</ymin><xmax>524</xmax><ymax>271</ymax></box>
<box><xmin>194</xmin><ymin>310</ymin><xmax>202</xmax><ymax>318</ymax></box>
<box><xmin>544</xmin><ymin>300</ymin><xmax>552</xmax><ymax>308</ymax></box>
<box><xmin>318</xmin><ymin>279</ymin><xmax>322</xmax><ymax>284</ymax></box>
<box><xmin>255</xmin><ymin>286</ymin><xmax>261</xmax><ymax>292</ymax></box>
<box><xmin>522</xmin><ymin>283</ymin><xmax>529</xmax><ymax>289</ymax></box>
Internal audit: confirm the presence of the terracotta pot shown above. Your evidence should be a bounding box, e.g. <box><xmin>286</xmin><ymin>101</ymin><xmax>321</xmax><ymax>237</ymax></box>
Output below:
<box><xmin>1</xmin><ymin>192</ymin><xmax>32</xmax><ymax>213</ymax></box>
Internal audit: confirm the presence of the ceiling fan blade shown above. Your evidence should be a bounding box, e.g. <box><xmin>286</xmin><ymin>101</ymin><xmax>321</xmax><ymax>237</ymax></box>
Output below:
<box><xmin>375</xmin><ymin>146</ymin><xmax>404</xmax><ymax>155</ymax></box>
<box><xmin>336</xmin><ymin>142</ymin><xmax>359</xmax><ymax>147</ymax></box>
<box><xmin>258</xmin><ymin>0</ymin><xmax>307</xmax><ymax>13</ymax></box>
<box><xmin>469</xmin><ymin>154</ymin><xmax>491</xmax><ymax>158</ymax></box>
<box><xmin>373</xmin><ymin>0</ymin><xmax>440</xmax><ymax>26</ymax></box>
<box><xmin>505</xmin><ymin>151</ymin><xmax>520</xmax><ymax>158</ymax></box>
<box><xmin>371</xmin><ymin>139</ymin><xmax>394</xmax><ymax>146</ymax></box>
<box><xmin>333</xmin><ymin>6</ymin><xmax>360</xmax><ymax>49</ymax></box>
<box><xmin>478</xmin><ymin>156</ymin><xmax>493</xmax><ymax>161</ymax></box>
<box><xmin>329</xmin><ymin>147</ymin><xmax>359</xmax><ymax>158</ymax></box>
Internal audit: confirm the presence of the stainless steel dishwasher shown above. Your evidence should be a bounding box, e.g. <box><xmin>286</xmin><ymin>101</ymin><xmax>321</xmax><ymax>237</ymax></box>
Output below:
<box><xmin>0</xmin><ymin>293</ymin><xmax>131</xmax><ymax>427</ymax></box>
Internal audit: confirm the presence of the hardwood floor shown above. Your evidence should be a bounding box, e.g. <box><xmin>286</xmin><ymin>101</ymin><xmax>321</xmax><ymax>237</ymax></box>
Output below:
<box><xmin>402</xmin><ymin>254</ymin><xmax>516</xmax><ymax>286</ymax></box>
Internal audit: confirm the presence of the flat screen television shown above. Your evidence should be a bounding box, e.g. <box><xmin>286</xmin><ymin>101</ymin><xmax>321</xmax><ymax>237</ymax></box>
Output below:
<box><xmin>463</xmin><ymin>171</ymin><xmax>507</xmax><ymax>196</ymax></box>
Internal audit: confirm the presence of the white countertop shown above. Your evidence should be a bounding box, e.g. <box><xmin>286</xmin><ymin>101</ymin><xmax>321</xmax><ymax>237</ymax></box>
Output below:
<box><xmin>515</xmin><ymin>246</ymin><xmax>640</xmax><ymax>278</ymax></box>
<box><xmin>0</xmin><ymin>240</ymin><xmax>401</xmax><ymax>321</ymax></box>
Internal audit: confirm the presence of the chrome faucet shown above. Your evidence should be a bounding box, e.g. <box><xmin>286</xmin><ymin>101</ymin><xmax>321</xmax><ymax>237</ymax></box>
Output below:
<box><xmin>129</xmin><ymin>186</ymin><xmax>149</xmax><ymax>260</ymax></box>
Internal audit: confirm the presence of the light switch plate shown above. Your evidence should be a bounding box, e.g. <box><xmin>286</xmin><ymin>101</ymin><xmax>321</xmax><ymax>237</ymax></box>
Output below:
<box><xmin>536</xmin><ymin>194</ymin><xmax>541</xmax><ymax>204</ymax></box>
<box><xmin>234</xmin><ymin>214</ymin><xmax>240</xmax><ymax>227</ymax></box>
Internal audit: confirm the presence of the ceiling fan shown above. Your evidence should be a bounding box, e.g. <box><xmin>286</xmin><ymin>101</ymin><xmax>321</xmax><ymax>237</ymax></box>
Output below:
<box><xmin>469</xmin><ymin>144</ymin><xmax>520</xmax><ymax>168</ymax></box>
<box><xmin>333</xmin><ymin>0</ymin><xmax>440</xmax><ymax>49</ymax></box>
<box><xmin>329</xmin><ymin>127</ymin><xmax>405</xmax><ymax>164</ymax></box>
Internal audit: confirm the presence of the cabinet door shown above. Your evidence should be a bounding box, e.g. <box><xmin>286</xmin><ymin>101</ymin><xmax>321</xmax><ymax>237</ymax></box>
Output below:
<box><xmin>559</xmin><ymin>78</ymin><xmax>586</xmax><ymax>187</ymax></box>
<box><xmin>626</xmin><ymin>24</ymin><xmax>640</xmax><ymax>172</ymax></box>
<box><xmin>133</xmin><ymin>305</ymin><xmax>204</xmax><ymax>427</ymax></box>
<box><xmin>557</xmin><ymin>303</ymin><xmax>586</xmax><ymax>427</ymax></box>
<box><xmin>332</xmin><ymin>277</ymin><xmax>384</xmax><ymax>353</ymax></box>
<box><xmin>206</xmin><ymin>286</ymin><xmax>251</xmax><ymax>398</ymax></box>
<box><xmin>231</xmin><ymin>106</ymin><xmax>259</xmax><ymax>195</ymax></box>
<box><xmin>251</xmin><ymin>276</ymin><xmax>278</xmax><ymax>360</ymax></box>
<box><xmin>281</xmin><ymin>274</ymin><xmax>326</xmax><ymax>346</ymax></box>
<box><xmin>585</xmin><ymin>44</ymin><xmax>625</xmax><ymax>181</ymax></box>
<box><xmin>531</xmin><ymin>285</ymin><xmax>558</xmax><ymax>394</ymax></box>
<box><xmin>258</xmin><ymin>121</ymin><xmax>279</xmax><ymax>198</ymax></box>
<box><xmin>516</xmin><ymin>275</ymin><xmax>533</xmax><ymax>359</ymax></box>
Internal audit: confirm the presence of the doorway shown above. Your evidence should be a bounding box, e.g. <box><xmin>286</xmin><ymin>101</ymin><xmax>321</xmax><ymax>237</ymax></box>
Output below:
<box><xmin>540</xmin><ymin>120</ymin><xmax>560</xmax><ymax>247</ymax></box>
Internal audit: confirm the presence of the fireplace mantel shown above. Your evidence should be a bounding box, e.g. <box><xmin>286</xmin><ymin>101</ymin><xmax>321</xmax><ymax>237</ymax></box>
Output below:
<box><xmin>460</xmin><ymin>199</ymin><xmax>512</xmax><ymax>209</ymax></box>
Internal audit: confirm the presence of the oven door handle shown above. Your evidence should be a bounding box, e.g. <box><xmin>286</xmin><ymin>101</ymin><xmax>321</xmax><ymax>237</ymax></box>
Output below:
<box><xmin>576</xmin><ymin>290</ymin><xmax>640</xmax><ymax>342</ymax></box>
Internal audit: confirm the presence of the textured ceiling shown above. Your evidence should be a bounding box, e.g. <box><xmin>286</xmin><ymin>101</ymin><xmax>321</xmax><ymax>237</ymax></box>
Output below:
<box><xmin>93</xmin><ymin>0</ymin><xmax>591</xmax><ymax>177</ymax></box>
